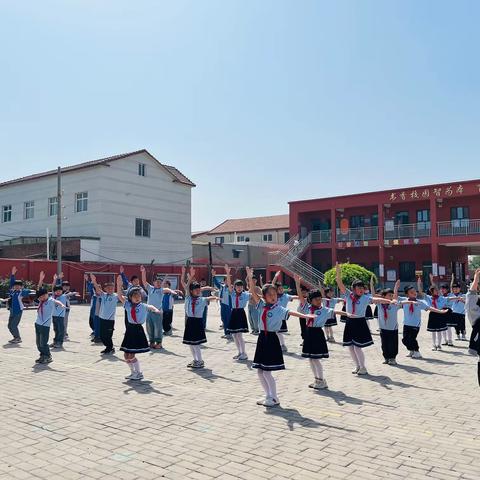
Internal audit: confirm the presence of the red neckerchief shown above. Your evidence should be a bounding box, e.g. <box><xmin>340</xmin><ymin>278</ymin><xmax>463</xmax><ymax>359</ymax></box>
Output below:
<box><xmin>350</xmin><ymin>293</ymin><xmax>359</xmax><ymax>315</ymax></box>
<box><xmin>191</xmin><ymin>296</ymin><xmax>198</xmax><ymax>316</ymax></box>
<box><xmin>308</xmin><ymin>305</ymin><xmax>319</xmax><ymax>327</ymax></box>
<box><xmin>261</xmin><ymin>304</ymin><xmax>274</xmax><ymax>333</ymax></box>
<box><xmin>38</xmin><ymin>300</ymin><xmax>45</xmax><ymax>320</ymax></box>
<box><xmin>408</xmin><ymin>299</ymin><xmax>415</xmax><ymax>313</ymax></box>
<box><xmin>236</xmin><ymin>292</ymin><xmax>240</xmax><ymax>308</ymax></box>
<box><xmin>432</xmin><ymin>295</ymin><xmax>438</xmax><ymax>309</ymax></box>
<box><xmin>382</xmin><ymin>304</ymin><xmax>389</xmax><ymax>322</ymax></box>
<box><xmin>130</xmin><ymin>304</ymin><xmax>138</xmax><ymax>323</ymax></box>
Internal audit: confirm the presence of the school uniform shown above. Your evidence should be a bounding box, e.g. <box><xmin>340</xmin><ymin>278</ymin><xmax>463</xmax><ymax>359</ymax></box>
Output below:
<box><xmin>377</xmin><ymin>303</ymin><xmax>400</xmax><ymax>361</ymax></box>
<box><xmin>302</xmin><ymin>305</ymin><xmax>333</xmax><ymax>359</ymax></box>
<box><xmin>399</xmin><ymin>298</ymin><xmax>428</xmax><ymax>352</ymax></box>
<box><xmin>466</xmin><ymin>290</ymin><xmax>480</xmax><ymax>356</ymax></box>
<box><xmin>120</xmin><ymin>301</ymin><xmax>150</xmax><ymax>353</ymax></box>
<box><xmin>7</xmin><ymin>277</ymin><xmax>31</xmax><ymax>340</ymax></box>
<box><xmin>447</xmin><ymin>293</ymin><xmax>466</xmax><ymax>335</ymax></box>
<box><xmin>227</xmin><ymin>291</ymin><xmax>251</xmax><ymax>333</ymax></box>
<box><xmin>183</xmin><ymin>296</ymin><xmax>208</xmax><ymax>345</ymax></box>
<box><xmin>162</xmin><ymin>293</ymin><xmax>174</xmax><ymax>333</ymax></box>
<box><xmin>146</xmin><ymin>285</ymin><xmax>164</xmax><ymax>343</ymax></box>
<box><xmin>342</xmin><ymin>289</ymin><xmax>373</xmax><ymax>348</ymax></box>
<box><xmin>201</xmin><ymin>289</ymin><xmax>210</xmax><ymax>329</ymax></box>
<box><xmin>277</xmin><ymin>294</ymin><xmax>293</xmax><ymax>333</ymax></box>
<box><xmin>297</xmin><ymin>301</ymin><xmax>309</xmax><ymax>340</ymax></box>
<box><xmin>35</xmin><ymin>297</ymin><xmax>56</xmax><ymax>358</ymax></box>
<box><xmin>216</xmin><ymin>281</ymin><xmax>232</xmax><ymax>334</ymax></box>
<box><xmin>52</xmin><ymin>293</ymin><xmax>68</xmax><ymax>346</ymax></box>
<box><xmin>322</xmin><ymin>297</ymin><xmax>340</xmax><ymax>327</ymax></box>
<box><xmin>98</xmin><ymin>293</ymin><xmax>118</xmax><ymax>351</ymax></box>
<box><xmin>248</xmin><ymin>287</ymin><xmax>262</xmax><ymax>332</ymax></box>
<box><xmin>252</xmin><ymin>300</ymin><xmax>290</xmax><ymax>371</ymax></box>
<box><xmin>424</xmin><ymin>295</ymin><xmax>447</xmax><ymax>332</ymax></box>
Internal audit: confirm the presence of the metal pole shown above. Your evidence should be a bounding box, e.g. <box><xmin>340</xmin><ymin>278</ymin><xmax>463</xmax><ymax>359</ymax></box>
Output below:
<box><xmin>208</xmin><ymin>241</ymin><xmax>213</xmax><ymax>284</ymax></box>
<box><xmin>56</xmin><ymin>167</ymin><xmax>62</xmax><ymax>275</ymax></box>
<box><xmin>46</xmin><ymin>227</ymin><xmax>50</xmax><ymax>260</ymax></box>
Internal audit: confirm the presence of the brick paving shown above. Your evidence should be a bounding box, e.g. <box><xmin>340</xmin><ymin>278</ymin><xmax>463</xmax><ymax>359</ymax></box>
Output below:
<box><xmin>0</xmin><ymin>304</ymin><xmax>479</xmax><ymax>479</ymax></box>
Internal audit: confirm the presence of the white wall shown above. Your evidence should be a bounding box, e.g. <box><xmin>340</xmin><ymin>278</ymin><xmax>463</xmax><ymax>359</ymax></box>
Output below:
<box><xmin>0</xmin><ymin>151</ymin><xmax>193</xmax><ymax>264</ymax></box>
<box><xmin>204</xmin><ymin>229</ymin><xmax>289</xmax><ymax>245</ymax></box>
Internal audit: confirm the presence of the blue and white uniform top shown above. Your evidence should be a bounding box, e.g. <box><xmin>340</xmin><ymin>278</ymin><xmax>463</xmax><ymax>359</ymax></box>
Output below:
<box><xmin>447</xmin><ymin>293</ymin><xmax>466</xmax><ymax>314</ymax></box>
<box><xmin>322</xmin><ymin>297</ymin><xmax>342</xmax><ymax>318</ymax></box>
<box><xmin>376</xmin><ymin>303</ymin><xmax>400</xmax><ymax>330</ymax></box>
<box><xmin>219</xmin><ymin>284</ymin><xmax>231</xmax><ymax>306</ymax></box>
<box><xmin>398</xmin><ymin>297</ymin><xmax>429</xmax><ymax>327</ymax></box>
<box><xmin>277</xmin><ymin>293</ymin><xmax>293</xmax><ymax>308</ymax></box>
<box><xmin>124</xmin><ymin>301</ymin><xmax>148</xmax><ymax>325</ymax></box>
<box><xmin>255</xmin><ymin>299</ymin><xmax>290</xmax><ymax>332</ymax></box>
<box><xmin>230</xmin><ymin>291</ymin><xmax>251</xmax><ymax>309</ymax></box>
<box><xmin>185</xmin><ymin>295</ymin><xmax>208</xmax><ymax>318</ymax></box>
<box><xmin>162</xmin><ymin>293</ymin><xmax>174</xmax><ymax>311</ymax></box>
<box><xmin>307</xmin><ymin>305</ymin><xmax>335</xmax><ymax>328</ymax></box>
<box><xmin>99</xmin><ymin>293</ymin><xmax>118</xmax><ymax>320</ymax></box>
<box><xmin>422</xmin><ymin>294</ymin><xmax>447</xmax><ymax>309</ymax></box>
<box><xmin>466</xmin><ymin>290</ymin><xmax>480</xmax><ymax>327</ymax></box>
<box><xmin>297</xmin><ymin>300</ymin><xmax>310</xmax><ymax>316</ymax></box>
<box><xmin>343</xmin><ymin>289</ymin><xmax>372</xmax><ymax>317</ymax></box>
<box><xmin>35</xmin><ymin>297</ymin><xmax>56</xmax><ymax>327</ymax></box>
<box><xmin>146</xmin><ymin>285</ymin><xmax>164</xmax><ymax>310</ymax></box>
<box><xmin>53</xmin><ymin>293</ymin><xmax>68</xmax><ymax>318</ymax></box>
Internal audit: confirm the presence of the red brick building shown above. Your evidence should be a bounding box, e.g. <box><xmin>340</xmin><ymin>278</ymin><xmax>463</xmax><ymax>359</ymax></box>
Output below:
<box><xmin>289</xmin><ymin>179</ymin><xmax>480</xmax><ymax>286</ymax></box>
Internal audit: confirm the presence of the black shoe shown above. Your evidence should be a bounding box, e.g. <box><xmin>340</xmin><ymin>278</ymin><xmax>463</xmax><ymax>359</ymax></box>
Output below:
<box><xmin>35</xmin><ymin>356</ymin><xmax>43</xmax><ymax>364</ymax></box>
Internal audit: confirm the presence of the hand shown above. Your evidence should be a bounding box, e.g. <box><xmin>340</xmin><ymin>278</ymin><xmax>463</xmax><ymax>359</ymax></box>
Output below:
<box><xmin>189</xmin><ymin>266</ymin><xmax>196</xmax><ymax>278</ymax></box>
<box><xmin>294</xmin><ymin>273</ymin><xmax>302</xmax><ymax>283</ymax></box>
<box><xmin>259</xmin><ymin>274</ymin><xmax>263</xmax><ymax>281</ymax></box>
<box><xmin>335</xmin><ymin>262</ymin><xmax>340</xmax><ymax>273</ymax></box>
<box><xmin>140</xmin><ymin>265</ymin><xmax>145</xmax><ymax>273</ymax></box>
<box><xmin>90</xmin><ymin>273</ymin><xmax>97</xmax><ymax>283</ymax></box>
<box><xmin>53</xmin><ymin>273</ymin><xmax>58</xmax><ymax>281</ymax></box>
<box><xmin>119</xmin><ymin>265</ymin><xmax>124</xmax><ymax>274</ymax></box>
<box><xmin>245</xmin><ymin>266</ymin><xmax>253</xmax><ymax>279</ymax></box>
<box><xmin>39</xmin><ymin>271</ymin><xmax>45</xmax><ymax>283</ymax></box>
<box><xmin>224</xmin><ymin>264</ymin><xmax>231</xmax><ymax>275</ymax></box>
<box><xmin>429</xmin><ymin>273</ymin><xmax>434</xmax><ymax>281</ymax></box>
<box><xmin>11</xmin><ymin>266</ymin><xmax>17</xmax><ymax>275</ymax></box>
<box><xmin>211</xmin><ymin>269</ymin><xmax>216</xmax><ymax>277</ymax></box>
<box><xmin>59</xmin><ymin>272</ymin><xmax>64</xmax><ymax>279</ymax></box>
<box><xmin>84</xmin><ymin>273</ymin><xmax>89</xmax><ymax>281</ymax></box>
<box><xmin>116</xmin><ymin>275</ymin><xmax>123</xmax><ymax>287</ymax></box>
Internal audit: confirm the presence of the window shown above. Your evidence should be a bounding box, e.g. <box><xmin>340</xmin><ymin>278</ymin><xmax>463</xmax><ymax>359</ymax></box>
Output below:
<box><xmin>48</xmin><ymin>196</ymin><xmax>58</xmax><ymax>217</ymax></box>
<box><xmin>135</xmin><ymin>218</ymin><xmax>151</xmax><ymax>237</ymax></box>
<box><xmin>284</xmin><ymin>232</ymin><xmax>290</xmax><ymax>243</ymax></box>
<box><xmin>395</xmin><ymin>211</ymin><xmax>409</xmax><ymax>225</ymax></box>
<box><xmin>451</xmin><ymin>206</ymin><xmax>469</xmax><ymax>220</ymax></box>
<box><xmin>24</xmin><ymin>201</ymin><xmax>35</xmax><ymax>220</ymax></box>
<box><xmin>370</xmin><ymin>214</ymin><xmax>378</xmax><ymax>227</ymax></box>
<box><xmin>263</xmin><ymin>233</ymin><xmax>273</xmax><ymax>242</ymax></box>
<box><xmin>416</xmin><ymin>209</ymin><xmax>430</xmax><ymax>229</ymax></box>
<box><xmin>2</xmin><ymin>205</ymin><xmax>12</xmax><ymax>223</ymax></box>
<box><xmin>237</xmin><ymin>235</ymin><xmax>245</xmax><ymax>242</ymax></box>
<box><xmin>399</xmin><ymin>261</ymin><xmax>416</xmax><ymax>282</ymax></box>
<box><xmin>349</xmin><ymin>215</ymin><xmax>364</xmax><ymax>228</ymax></box>
<box><xmin>138</xmin><ymin>163</ymin><xmax>146</xmax><ymax>176</ymax></box>
<box><xmin>75</xmin><ymin>192</ymin><xmax>88</xmax><ymax>212</ymax></box>
<box><xmin>214</xmin><ymin>236</ymin><xmax>225</xmax><ymax>244</ymax></box>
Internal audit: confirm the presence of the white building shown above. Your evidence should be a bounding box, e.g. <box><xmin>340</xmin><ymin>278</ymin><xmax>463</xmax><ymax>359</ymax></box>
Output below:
<box><xmin>0</xmin><ymin>150</ymin><xmax>195</xmax><ymax>263</ymax></box>
<box><xmin>192</xmin><ymin>214</ymin><xmax>290</xmax><ymax>245</ymax></box>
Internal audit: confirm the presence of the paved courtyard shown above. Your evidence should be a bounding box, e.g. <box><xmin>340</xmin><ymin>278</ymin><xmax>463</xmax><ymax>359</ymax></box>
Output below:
<box><xmin>0</xmin><ymin>304</ymin><xmax>479</xmax><ymax>480</ymax></box>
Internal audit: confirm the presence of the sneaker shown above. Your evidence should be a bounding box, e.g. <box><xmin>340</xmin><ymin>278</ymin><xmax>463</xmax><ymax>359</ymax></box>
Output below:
<box><xmin>125</xmin><ymin>372</ymin><xmax>135</xmax><ymax>379</ymax></box>
<box><xmin>432</xmin><ymin>345</ymin><xmax>438</xmax><ymax>351</ymax></box>
<box><xmin>281</xmin><ymin>345</ymin><xmax>288</xmax><ymax>353</ymax></box>
<box><xmin>130</xmin><ymin>372</ymin><xmax>144</xmax><ymax>381</ymax></box>
<box><xmin>42</xmin><ymin>356</ymin><xmax>53</xmax><ymax>364</ymax></box>
<box><xmin>64</xmin><ymin>334</ymin><xmax>70</xmax><ymax>341</ymax></box>
<box><xmin>412</xmin><ymin>351</ymin><xmax>422</xmax><ymax>359</ymax></box>
<box><xmin>262</xmin><ymin>397</ymin><xmax>280</xmax><ymax>407</ymax></box>
<box><xmin>187</xmin><ymin>361</ymin><xmax>195</xmax><ymax>368</ymax></box>
<box><xmin>351</xmin><ymin>366</ymin><xmax>360</xmax><ymax>374</ymax></box>
<box><xmin>192</xmin><ymin>361</ymin><xmax>204</xmax><ymax>369</ymax></box>
<box><xmin>308</xmin><ymin>381</ymin><xmax>317</xmax><ymax>388</ymax></box>
<box><xmin>406</xmin><ymin>351</ymin><xmax>413</xmax><ymax>357</ymax></box>
<box><xmin>238</xmin><ymin>353</ymin><xmax>248</xmax><ymax>361</ymax></box>
<box><xmin>256</xmin><ymin>397</ymin><xmax>267</xmax><ymax>405</ymax></box>
<box><xmin>356</xmin><ymin>367</ymin><xmax>368</xmax><ymax>375</ymax></box>
<box><xmin>456</xmin><ymin>335</ymin><xmax>461</xmax><ymax>341</ymax></box>
<box><xmin>232</xmin><ymin>354</ymin><xmax>240</xmax><ymax>360</ymax></box>
<box><xmin>382</xmin><ymin>360</ymin><xmax>389</xmax><ymax>364</ymax></box>
<box><xmin>389</xmin><ymin>359</ymin><xmax>398</xmax><ymax>366</ymax></box>
<box><xmin>93</xmin><ymin>337</ymin><xmax>102</xmax><ymax>344</ymax></box>
<box><xmin>437</xmin><ymin>345</ymin><xmax>442</xmax><ymax>351</ymax></box>
<box><xmin>8</xmin><ymin>337</ymin><xmax>22</xmax><ymax>344</ymax></box>
<box><xmin>164</xmin><ymin>330</ymin><xmax>173</xmax><ymax>336</ymax></box>
<box><xmin>314</xmin><ymin>379</ymin><xmax>328</xmax><ymax>389</ymax></box>
<box><xmin>35</xmin><ymin>356</ymin><xmax>43</xmax><ymax>364</ymax></box>
<box><xmin>461</xmin><ymin>334</ymin><xmax>467</xmax><ymax>341</ymax></box>
<box><xmin>441</xmin><ymin>341</ymin><xmax>448</xmax><ymax>346</ymax></box>
<box><xmin>154</xmin><ymin>343</ymin><xmax>163</xmax><ymax>350</ymax></box>
<box><xmin>102</xmin><ymin>348</ymin><xmax>115</xmax><ymax>355</ymax></box>
<box><xmin>447</xmin><ymin>341</ymin><xmax>454</xmax><ymax>347</ymax></box>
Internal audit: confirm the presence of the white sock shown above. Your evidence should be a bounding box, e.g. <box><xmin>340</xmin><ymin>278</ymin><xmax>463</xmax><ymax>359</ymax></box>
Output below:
<box><xmin>437</xmin><ymin>332</ymin><xmax>443</xmax><ymax>345</ymax></box>
<box><xmin>237</xmin><ymin>333</ymin><xmax>246</xmax><ymax>355</ymax></box>
<box><xmin>133</xmin><ymin>358</ymin><xmax>141</xmax><ymax>373</ymax></box>
<box><xmin>348</xmin><ymin>345</ymin><xmax>359</xmax><ymax>367</ymax></box>
<box><xmin>190</xmin><ymin>345</ymin><xmax>197</xmax><ymax>361</ymax></box>
<box><xmin>263</xmin><ymin>371</ymin><xmax>278</xmax><ymax>400</ymax></box>
<box><xmin>309</xmin><ymin>358</ymin><xmax>323</xmax><ymax>380</ymax></box>
<box><xmin>128</xmin><ymin>360</ymin><xmax>135</xmax><ymax>373</ymax></box>
<box><xmin>233</xmin><ymin>333</ymin><xmax>241</xmax><ymax>354</ymax></box>
<box><xmin>354</xmin><ymin>346</ymin><xmax>365</xmax><ymax>369</ymax></box>
<box><xmin>309</xmin><ymin>358</ymin><xmax>317</xmax><ymax>378</ymax></box>
<box><xmin>447</xmin><ymin>328</ymin><xmax>453</xmax><ymax>342</ymax></box>
<box><xmin>194</xmin><ymin>345</ymin><xmax>203</xmax><ymax>362</ymax></box>
<box><xmin>432</xmin><ymin>332</ymin><xmax>437</xmax><ymax>345</ymax></box>
<box><xmin>257</xmin><ymin>370</ymin><xmax>269</xmax><ymax>396</ymax></box>
<box><xmin>277</xmin><ymin>332</ymin><xmax>285</xmax><ymax>346</ymax></box>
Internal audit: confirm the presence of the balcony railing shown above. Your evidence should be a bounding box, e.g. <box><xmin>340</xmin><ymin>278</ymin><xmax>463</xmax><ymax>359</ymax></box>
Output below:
<box><xmin>384</xmin><ymin>222</ymin><xmax>431</xmax><ymax>240</ymax></box>
<box><xmin>336</xmin><ymin>226</ymin><xmax>378</xmax><ymax>242</ymax></box>
<box><xmin>311</xmin><ymin>230</ymin><xmax>331</xmax><ymax>244</ymax></box>
<box><xmin>438</xmin><ymin>219</ymin><xmax>480</xmax><ymax>236</ymax></box>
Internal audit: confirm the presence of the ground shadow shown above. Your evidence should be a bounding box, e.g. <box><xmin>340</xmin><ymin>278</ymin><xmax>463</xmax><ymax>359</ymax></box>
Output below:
<box><xmin>284</xmin><ymin>351</ymin><xmax>304</xmax><ymax>360</ymax></box>
<box><xmin>94</xmin><ymin>355</ymin><xmax>120</xmax><ymax>363</ymax></box>
<box><xmin>264</xmin><ymin>405</ymin><xmax>358</xmax><ymax>432</ymax></box>
<box><xmin>189</xmin><ymin>368</ymin><xmax>241</xmax><ymax>383</ymax></box>
<box><xmin>149</xmin><ymin>348</ymin><xmax>185</xmax><ymax>358</ymax></box>
<box><xmin>123</xmin><ymin>380</ymin><xmax>172</xmax><ymax>396</ymax></box>
<box><xmin>2</xmin><ymin>343</ymin><xmax>22</xmax><ymax>349</ymax></box>
<box><xmin>31</xmin><ymin>363</ymin><xmax>65</xmax><ymax>373</ymax></box>
<box><xmin>421</xmin><ymin>357</ymin><xmax>461</xmax><ymax>366</ymax></box>
<box><xmin>314</xmin><ymin>388</ymin><xmax>394</xmax><ymax>408</ymax></box>
<box><xmin>356</xmin><ymin>374</ymin><xmax>441</xmax><ymax>391</ymax></box>
<box><xmin>394</xmin><ymin>363</ymin><xmax>453</xmax><ymax>376</ymax></box>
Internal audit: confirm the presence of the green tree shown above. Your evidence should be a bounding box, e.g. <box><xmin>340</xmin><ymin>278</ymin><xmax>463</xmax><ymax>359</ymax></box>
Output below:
<box><xmin>323</xmin><ymin>263</ymin><xmax>377</xmax><ymax>289</ymax></box>
<box><xmin>469</xmin><ymin>256</ymin><xmax>480</xmax><ymax>270</ymax></box>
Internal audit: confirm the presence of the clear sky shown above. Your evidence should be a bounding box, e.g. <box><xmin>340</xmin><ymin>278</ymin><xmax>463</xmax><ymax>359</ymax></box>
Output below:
<box><xmin>1</xmin><ymin>0</ymin><xmax>479</xmax><ymax>231</ymax></box>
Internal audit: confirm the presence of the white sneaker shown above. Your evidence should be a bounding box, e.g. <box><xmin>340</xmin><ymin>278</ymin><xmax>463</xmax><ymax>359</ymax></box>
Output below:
<box><xmin>412</xmin><ymin>351</ymin><xmax>422</xmax><ymax>359</ymax></box>
<box><xmin>130</xmin><ymin>372</ymin><xmax>144</xmax><ymax>381</ymax></box>
<box><xmin>232</xmin><ymin>354</ymin><xmax>240</xmax><ymax>360</ymax></box>
<box><xmin>314</xmin><ymin>379</ymin><xmax>328</xmax><ymax>389</ymax></box>
<box><xmin>389</xmin><ymin>359</ymin><xmax>398</xmax><ymax>365</ymax></box>
<box><xmin>351</xmin><ymin>366</ymin><xmax>360</xmax><ymax>374</ymax></box>
<box><xmin>256</xmin><ymin>397</ymin><xmax>267</xmax><ymax>405</ymax></box>
<box><xmin>432</xmin><ymin>345</ymin><xmax>437</xmax><ymax>351</ymax></box>
<box><xmin>437</xmin><ymin>345</ymin><xmax>442</xmax><ymax>351</ymax></box>
<box><xmin>237</xmin><ymin>353</ymin><xmax>248</xmax><ymax>361</ymax></box>
<box><xmin>262</xmin><ymin>397</ymin><xmax>280</xmax><ymax>407</ymax></box>
<box><xmin>357</xmin><ymin>367</ymin><xmax>368</xmax><ymax>375</ymax></box>
<box><xmin>406</xmin><ymin>351</ymin><xmax>413</xmax><ymax>357</ymax></box>
<box><xmin>456</xmin><ymin>335</ymin><xmax>461</xmax><ymax>341</ymax></box>
<box><xmin>447</xmin><ymin>341</ymin><xmax>454</xmax><ymax>347</ymax></box>
<box><xmin>125</xmin><ymin>372</ymin><xmax>135</xmax><ymax>380</ymax></box>
<box><xmin>281</xmin><ymin>345</ymin><xmax>288</xmax><ymax>353</ymax></box>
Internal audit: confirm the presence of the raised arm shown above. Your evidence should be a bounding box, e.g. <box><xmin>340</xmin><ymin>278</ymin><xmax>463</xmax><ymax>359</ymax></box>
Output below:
<box><xmin>224</xmin><ymin>264</ymin><xmax>233</xmax><ymax>291</ymax></box>
<box><xmin>116</xmin><ymin>275</ymin><xmax>126</xmax><ymax>304</ymax></box>
<box><xmin>370</xmin><ymin>275</ymin><xmax>375</xmax><ymax>295</ymax></box>
<box><xmin>450</xmin><ymin>272</ymin><xmax>455</xmax><ymax>291</ymax></box>
<box><xmin>470</xmin><ymin>268</ymin><xmax>480</xmax><ymax>292</ymax></box>
<box><xmin>38</xmin><ymin>271</ymin><xmax>46</xmax><ymax>289</ymax></box>
<box><xmin>393</xmin><ymin>279</ymin><xmax>400</xmax><ymax>300</ymax></box>
<box><xmin>140</xmin><ymin>265</ymin><xmax>151</xmax><ymax>290</ymax></box>
<box><xmin>9</xmin><ymin>266</ymin><xmax>17</xmax><ymax>288</ymax></box>
<box><xmin>294</xmin><ymin>274</ymin><xmax>306</xmax><ymax>307</ymax></box>
<box><xmin>271</xmin><ymin>270</ymin><xmax>281</xmax><ymax>285</ymax></box>
<box><xmin>417</xmin><ymin>275</ymin><xmax>424</xmax><ymax>296</ymax></box>
<box><xmin>429</xmin><ymin>272</ymin><xmax>436</xmax><ymax>290</ymax></box>
<box><xmin>119</xmin><ymin>265</ymin><xmax>129</xmax><ymax>289</ymax></box>
<box><xmin>259</xmin><ymin>274</ymin><xmax>264</xmax><ymax>288</ymax></box>
<box><xmin>246</xmin><ymin>267</ymin><xmax>261</xmax><ymax>305</ymax></box>
<box><xmin>89</xmin><ymin>274</ymin><xmax>103</xmax><ymax>296</ymax></box>
<box><xmin>335</xmin><ymin>263</ymin><xmax>347</xmax><ymax>294</ymax></box>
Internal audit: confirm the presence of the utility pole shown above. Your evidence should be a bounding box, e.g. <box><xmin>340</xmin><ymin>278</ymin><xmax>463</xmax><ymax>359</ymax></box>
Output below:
<box><xmin>56</xmin><ymin>167</ymin><xmax>62</xmax><ymax>276</ymax></box>
<box><xmin>208</xmin><ymin>241</ymin><xmax>213</xmax><ymax>284</ymax></box>
<box><xmin>46</xmin><ymin>227</ymin><xmax>50</xmax><ymax>260</ymax></box>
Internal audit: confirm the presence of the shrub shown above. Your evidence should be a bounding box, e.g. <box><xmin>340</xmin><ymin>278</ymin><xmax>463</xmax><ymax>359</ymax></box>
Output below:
<box><xmin>323</xmin><ymin>263</ymin><xmax>377</xmax><ymax>289</ymax></box>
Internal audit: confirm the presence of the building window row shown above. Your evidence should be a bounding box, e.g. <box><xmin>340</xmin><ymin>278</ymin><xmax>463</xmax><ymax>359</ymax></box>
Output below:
<box><xmin>1</xmin><ymin>192</ymin><xmax>88</xmax><ymax>223</ymax></box>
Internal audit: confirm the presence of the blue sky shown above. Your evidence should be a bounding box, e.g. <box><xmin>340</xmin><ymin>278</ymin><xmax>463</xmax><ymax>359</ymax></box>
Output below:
<box><xmin>1</xmin><ymin>0</ymin><xmax>479</xmax><ymax>231</ymax></box>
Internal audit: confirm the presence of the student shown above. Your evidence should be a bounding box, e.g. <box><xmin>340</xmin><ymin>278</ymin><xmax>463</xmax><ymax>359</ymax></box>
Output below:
<box><xmin>322</xmin><ymin>287</ymin><xmax>342</xmax><ymax>343</ymax></box>
<box><xmin>466</xmin><ymin>268</ymin><xmax>480</xmax><ymax>385</ymax></box>
<box><xmin>247</xmin><ymin>275</ymin><xmax>262</xmax><ymax>335</ymax></box>
<box><xmin>448</xmin><ymin>275</ymin><xmax>467</xmax><ymax>341</ymax></box>
<box><xmin>85</xmin><ymin>274</ymin><xmax>100</xmax><ymax>341</ymax></box>
<box><xmin>90</xmin><ymin>274</ymin><xmax>118</xmax><ymax>355</ymax></box>
<box><xmin>162</xmin><ymin>280</ymin><xmax>175</xmax><ymax>335</ymax></box>
<box><xmin>181</xmin><ymin>266</ymin><xmax>218</xmax><ymax>369</ymax></box>
<box><xmin>3</xmin><ymin>266</ymin><xmax>31</xmax><ymax>344</ymax></box>
<box><xmin>116</xmin><ymin>276</ymin><xmax>161</xmax><ymax>381</ymax></box>
<box><xmin>375</xmin><ymin>281</ymin><xmax>401</xmax><ymax>365</ymax></box>
<box><xmin>61</xmin><ymin>279</ymin><xmax>76</xmax><ymax>341</ymax></box>
<box><xmin>35</xmin><ymin>271</ymin><xmax>65</xmax><ymax>364</ymax></box>
<box><xmin>50</xmin><ymin>274</ymin><xmax>68</xmax><ymax>349</ymax></box>
<box><xmin>247</xmin><ymin>267</ymin><xmax>315</xmax><ymax>407</ymax></box>
<box><xmin>419</xmin><ymin>275</ymin><xmax>449</xmax><ymax>351</ymax></box>
<box><xmin>213</xmin><ymin>272</ymin><xmax>233</xmax><ymax>339</ymax></box>
<box><xmin>272</xmin><ymin>270</ymin><xmax>300</xmax><ymax>353</ymax></box>
<box><xmin>120</xmin><ymin>265</ymin><xmax>147</xmax><ymax>297</ymax></box>
<box><xmin>225</xmin><ymin>265</ymin><xmax>250</xmax><ymax>361</ymax></box>
<box><xmin>439</xmin><ymin>282</ymin><xmax>454</xmax><ymax>346</ymax></box>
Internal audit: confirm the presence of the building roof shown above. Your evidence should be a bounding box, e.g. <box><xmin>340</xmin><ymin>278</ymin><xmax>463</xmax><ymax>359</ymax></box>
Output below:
<box><xmin>0</xmin><ymin>149</ymin><xmax>195</xmax><ymax>188</ymax></box>
<box><xmin>208</xmin><ymin>214</ymin><xmax>289</xmax><ymax>234</ymax></box>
